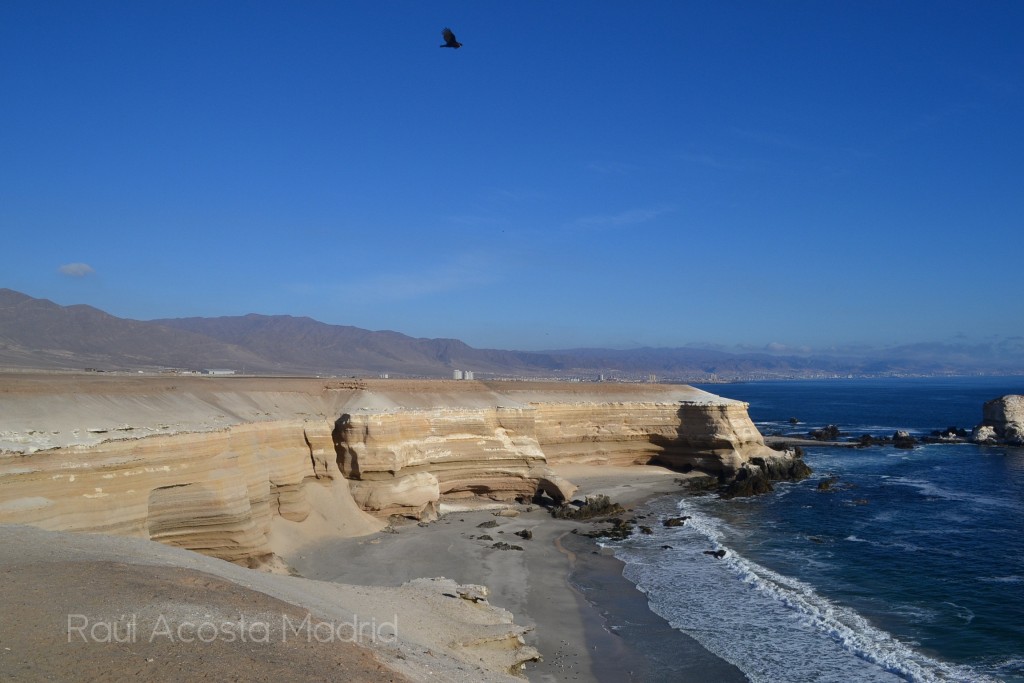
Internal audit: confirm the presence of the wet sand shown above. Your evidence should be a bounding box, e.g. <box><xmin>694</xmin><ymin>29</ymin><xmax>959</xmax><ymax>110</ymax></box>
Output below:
<box><xmin>282</xmin><ymin>465</ymin><xmax>748</xmax><ymax>683</ymax></box>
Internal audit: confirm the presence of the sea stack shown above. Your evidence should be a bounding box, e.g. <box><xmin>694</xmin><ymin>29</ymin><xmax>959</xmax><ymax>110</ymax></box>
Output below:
<box><xmin>971</xmin><ymin>394</ymin><xmax>1024</xmax><ymax>446</ymax></box>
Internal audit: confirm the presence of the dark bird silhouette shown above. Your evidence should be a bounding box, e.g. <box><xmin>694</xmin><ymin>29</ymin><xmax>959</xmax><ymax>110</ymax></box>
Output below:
<box><xmin>440</xmin><ymin>27</ymin><xmax>462</xmax><ymax>49</ymax></box>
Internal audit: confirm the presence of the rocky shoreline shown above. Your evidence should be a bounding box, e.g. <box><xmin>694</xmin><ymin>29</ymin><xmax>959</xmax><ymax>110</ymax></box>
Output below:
<box><xmin>761</xmin><ymin>393</ymin><xmax>1024</xmax><ymax>451</ymax></box>
<box><xmin>0</xmin><ymin>373</ymin><xmax>810</xmax><ymax>681</ymax></box>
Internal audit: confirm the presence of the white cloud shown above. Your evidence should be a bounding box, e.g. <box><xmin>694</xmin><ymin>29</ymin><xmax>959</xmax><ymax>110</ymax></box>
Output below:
<box><xmin>58</xmin><ymin>262</ymin><xmax>95</xmax><ymax>277</ymax></box>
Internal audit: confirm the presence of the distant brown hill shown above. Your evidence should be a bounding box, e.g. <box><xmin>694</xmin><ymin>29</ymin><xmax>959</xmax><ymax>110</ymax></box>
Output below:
<box><xmin>2</xmin><ymin>289</ymin><xmax>1021</xmax><ymax>378</ymax></box>
<box><xmin>152</xmin><ymin>314</ymin><xmax>562</xmax><ymax>376</ymax></box>
<box><xmin>0</xmin><ymin>289</ymin><xmax>560</xmax><ymax>376</ymax></box>
<box><xmin>0</xmin><ymin>289</ymin><xmax>275</xmax><ymax>372</ymax></box>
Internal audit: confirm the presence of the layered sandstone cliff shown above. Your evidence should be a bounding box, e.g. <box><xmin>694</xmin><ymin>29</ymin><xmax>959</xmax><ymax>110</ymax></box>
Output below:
<box><xmin>0</xmin><ymin>374</ymin><xmax>801</xmax><ymax>565</ymax></box>
<box><xmin>335</xmin><ymin>406</ymin><xmax>564</xmax><ymax>519</ymax></box>
<box><xmin>530</xmin><ymin>399</ymin><xmax>777</xmax><ymax>474</ymax></box>
<box><xmin>0</xmin><ymin>418</ymin><xmax>382</xmax><ymax>565</ymax></box>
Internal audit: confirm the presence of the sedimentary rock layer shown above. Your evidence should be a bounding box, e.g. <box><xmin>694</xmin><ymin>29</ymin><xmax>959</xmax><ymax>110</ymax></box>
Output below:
<box><xmin>0</xmin><ymin>374</ymin><xmax>795</xmax><ymax>564</ymax></box>
<box><xmin>530</xmin><ymin>399</ymin><xmax>777</xmax><ymax>473</ymax></box>
<box><xmin>0</xmin><ymin>419</ymin><xmax>381</xmax><ymax>564</ymax></box>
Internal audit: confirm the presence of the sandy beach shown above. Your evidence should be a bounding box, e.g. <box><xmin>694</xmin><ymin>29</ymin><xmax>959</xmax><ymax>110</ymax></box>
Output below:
<box><xmin>0</xmin><ymin>463</ymin><xmax>747</xmax><ymax>682</ymax></box>
<box><xmin>281</xmin><ymin>464</ymin><xmax>748</xmax><ymax>682</ymax></box>
<box><xmin>0</xmin><ymin>372</ymin><xmax>777</xmax><ymax>681</ymax></box>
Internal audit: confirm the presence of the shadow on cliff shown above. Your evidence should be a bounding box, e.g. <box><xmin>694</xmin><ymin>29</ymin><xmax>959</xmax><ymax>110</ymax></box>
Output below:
<box><xmin>332</xmin><ymin>414</ymin><xmax>359</xmax><ymax>479</ymax></box>
<box><xmin>646</xmin><ymin>405</ymin><xmax>728</xmax><ymax>479</ymax></box>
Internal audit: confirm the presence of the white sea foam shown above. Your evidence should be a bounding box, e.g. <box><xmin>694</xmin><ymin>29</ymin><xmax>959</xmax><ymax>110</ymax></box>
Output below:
<box><xmin>613</xmin><ymin>500</ymin><xmax>997</xmax><ymax>683</ymax></box>
<box><xmin>889</xmin><ymin>477</ymin><xmax>1019</xmax><ymax>510</ymax></box>
<box><xmin>979</xmin><ymin>574</ymin><xmax>1024</xmax><ymax>584</ymax></box>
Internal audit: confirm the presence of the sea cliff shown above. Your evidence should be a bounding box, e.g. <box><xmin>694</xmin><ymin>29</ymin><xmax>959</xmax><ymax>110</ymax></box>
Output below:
<box><xmin>0</xmin><ymin>375</ymin><xmax>802</xmax><ymax>565</ymax></box>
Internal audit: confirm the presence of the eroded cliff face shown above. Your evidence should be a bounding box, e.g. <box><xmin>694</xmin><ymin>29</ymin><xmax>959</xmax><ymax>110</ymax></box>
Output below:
<box><xmin>531</xmin><ymin>400</ymin><xmax>777</xmax><ymax>474</ymax></box>
<box><xmin>335</xmin><ymin>406</ymin><xmax>572</xmax><ymax>519</ymax></box>
<box><xmin>0</xmin><ymin>419</ymin><xmax>382</xmax><ymax>565</ymax></box>
<box><xmin>0</xmin><ymin>376</ymin><xmax>799</xmax><ymax>565</ymax></box>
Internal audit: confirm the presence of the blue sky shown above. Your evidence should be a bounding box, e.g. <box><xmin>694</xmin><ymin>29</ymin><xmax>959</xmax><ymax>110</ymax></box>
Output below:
<box><xmin>2</xmin><ymin>2</ymin><xmax>1022</xmax><ymax>352</ymax></box>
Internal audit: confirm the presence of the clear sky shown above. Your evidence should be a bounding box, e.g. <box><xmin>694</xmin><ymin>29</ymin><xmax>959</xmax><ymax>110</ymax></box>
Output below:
<box><xmin>2</xmin><ymin>1</ymin><xmax>1022</xmax><ymax>352</ymax></box>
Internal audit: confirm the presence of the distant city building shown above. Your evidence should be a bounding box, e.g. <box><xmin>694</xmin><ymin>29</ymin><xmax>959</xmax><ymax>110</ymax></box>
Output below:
<box><xmin>202</xmin><ymin>369</ymin><xmax>236</xmax><ymax>375</ymax></box>
<box><xmin>464</xmin><ymin>370</ymin><xmax>474</xmax><ymax>380</ymax></box>
<box><xmin>379</xmin><ymin>373</ymin><xmax>389</xmax><ymax>379</ymax></box>
<box><xmin>453</xmin><ymin>369</ymin><xmax>464</xmax><ymax>380</ymax></box>
<box><xmin>452</xmin><ymin>369</ymin><xmax>474</xmax><ymax>380</ymax></box>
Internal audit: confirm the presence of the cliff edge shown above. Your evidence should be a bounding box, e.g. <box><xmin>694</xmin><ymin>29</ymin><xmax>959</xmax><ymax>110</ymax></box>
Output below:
<box><xmin>0</xmin><ymin>374</ymin><xmax>805</xmax><ymax>565</ymax></box>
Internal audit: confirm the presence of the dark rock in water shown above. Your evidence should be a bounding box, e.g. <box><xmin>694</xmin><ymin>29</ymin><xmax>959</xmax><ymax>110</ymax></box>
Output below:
<box><xmin>893</xmin><ymin>430</ymin><xmax>917</xmax><ymax>449</ymax></box>
<box><xmin>703</xmin><ymin>549</ymin><xmax>727</xmax><ymax>559</ymax></box>
<box><xmin>477</xmin><ymin>534</ymin><xmax>493</xmax><ymax>541</ymax></box>
<box><xmin>663</xmin><ymin>516</ymin><xmax>689</xmax><ymax>527</ymax></box>
<box><xmin>477</xmin><ymin>520</ymin><xmax>499</xmax><ymax>528</ymax></box>
<box><xmin>857</xmin><ymin>434</ymin><xmax>876</xmax><ymax>447</ymax></box>
<box><xmin>583</xmin><ymin>519</ymin><xmax>636</xmax><ymax>540</ymax></box>
<box><xmin>721</xmin><ymin>468</ymin><xmax>774</xmax><ymax>499</ymax></box>
<box><xmin>929</xmin><ymin>426</ymin><xmax>968</xmax><ymax>441</ymax></box>
<box><xmin>852</xmin><ymin>499</ymin><xmax>870</xmax><ymax>505</ymax></box>
<box><xmin>514</xmin><ymin>529</ymin><xmax>533</xmax><ymax>540</ymax></box>
<box><xmin>1007</xmin><ymin>423</ymin><xmax>1024</xmax><ymax>447</ymax></box>
<box><xmin>639</xmin><ymin>526</ymin><xmax>653</xmax><ymax>535</ymax></box>
<box><xmin>817</xmin><ymin>477</ymin><xmax>839</xmax><ymax>492</ymax></box>
<box><xmin>810</xmin><ymin>424</ymin><xmax>841</xmax><ymax>441</ymax></box>
<box><xmin>661</xmin><ymin>545</ymin><xmax>674</xmax><ymax>550</ymax></box>
<box><xmin>789</xmin><ymin>417</ymin><xmax>800</xmax><ymax>424</ymax></box>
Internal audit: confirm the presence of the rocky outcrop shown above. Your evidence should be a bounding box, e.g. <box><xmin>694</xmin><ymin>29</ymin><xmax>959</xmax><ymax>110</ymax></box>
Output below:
<box><xmin>0</xmin><ymin>375</ymin><xmax>799</xmax><ymax>563</ymax></box>
<box><xmin>335</xmin><ymin>407</ymin><xmax>567</xmax><ymax>519</ymax></box>
<box><xmin>336</xmin><ymin>396</ymin><xmax>802</xmax><ymax>515</ymax></box>
<box><xmin>0</xmin><ymin>420</ymin><xmax>382</xmax><ymax>565</ymax></box>
<box><xmin>531</xmin><ymin>399</ymin><xmax>780</xmax><ymax>478</ymax></box>
<box><xmin>972</xmin><ymin>395</ymin><xmax>1024</xmax><ymax>446</ymax></box>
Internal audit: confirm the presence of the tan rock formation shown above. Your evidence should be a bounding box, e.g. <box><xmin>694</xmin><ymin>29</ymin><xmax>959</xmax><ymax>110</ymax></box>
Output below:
<box><xmin>336</xmin><ymin>407</ymin><xmax>557</xmax><ymax>518</ymax></box>
<box><xmin>530</xmin><ymin>399</ymin><xmax>776</xmax><ymax>475</ymax></box>
<box><xmin>0</xmin><ymin>419</ymin><xmax>382</xmax><ymax>565</ymax></box>
<box><xmin>0</xmin><ymin>374</ymin><xmax>798</xmax><ymax>563</ymax></box>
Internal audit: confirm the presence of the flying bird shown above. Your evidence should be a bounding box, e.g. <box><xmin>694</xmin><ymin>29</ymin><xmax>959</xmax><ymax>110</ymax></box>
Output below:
<box><xmin>440</xmin><ymin>27</ymin><xmax>462</xmax><ymax>49</ymax></box>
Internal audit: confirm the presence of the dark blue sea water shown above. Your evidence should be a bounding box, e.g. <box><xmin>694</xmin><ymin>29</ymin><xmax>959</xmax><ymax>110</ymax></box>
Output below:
<box><xmin>609</xmin><ymin>377</ymin><xmax>1024</xmax><ymax>682</ymax></box>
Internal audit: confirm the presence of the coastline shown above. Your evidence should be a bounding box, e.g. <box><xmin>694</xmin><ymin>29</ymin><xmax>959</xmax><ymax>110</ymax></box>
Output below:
<box><xmin>282</xmin><ymin>464</ymin><xmax>748</xmax><ymax>682</ymax></box>
<box><xmin>0</xmin><ymin>373</ymin><xmax>783</xmax><ymax>680</ymax></box>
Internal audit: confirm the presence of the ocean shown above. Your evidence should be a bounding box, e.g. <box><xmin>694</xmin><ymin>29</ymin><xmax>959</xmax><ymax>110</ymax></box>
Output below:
<box><xmin>608</xmin><ymin>377</ymin><xmax>1024</xmax><ymax>683</ymax></box>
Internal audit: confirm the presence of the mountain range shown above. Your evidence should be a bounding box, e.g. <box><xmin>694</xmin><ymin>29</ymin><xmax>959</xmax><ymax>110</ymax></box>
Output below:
<box><xmin>1</xmin><ymin>288</ymin><xmax>1021</xmax><ymax>380</ymax></box>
